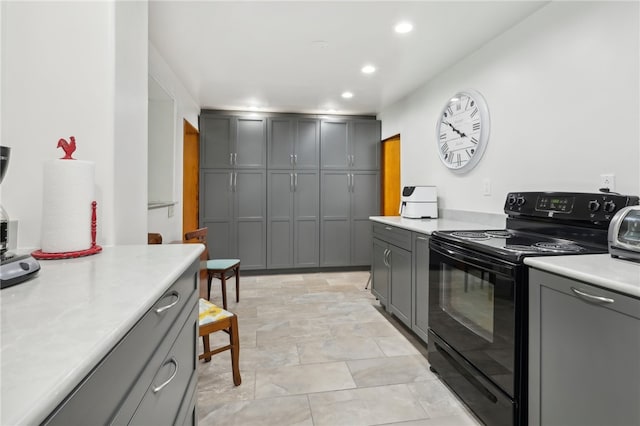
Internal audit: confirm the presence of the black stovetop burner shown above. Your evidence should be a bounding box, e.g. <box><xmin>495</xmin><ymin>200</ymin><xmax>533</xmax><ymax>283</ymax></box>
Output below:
<box><xmin>432</xmin><ymin>191</ymin><xmax>640</xmax><ymax>263</ymax></box>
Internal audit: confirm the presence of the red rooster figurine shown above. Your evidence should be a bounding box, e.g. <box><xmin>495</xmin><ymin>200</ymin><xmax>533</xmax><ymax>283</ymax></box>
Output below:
<box><xmin>57</xmin><ymin>136</ymin><xmax>76</xmax><ymax>160</ymax></box>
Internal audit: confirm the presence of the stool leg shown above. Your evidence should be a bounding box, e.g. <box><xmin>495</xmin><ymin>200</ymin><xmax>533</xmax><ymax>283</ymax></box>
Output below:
<box><xmin>207</xmin><ymin>273</ymin><xmax>213</xmax><ymax>301</ymax></box>
<box><xmin>220</xmin><ymin>273</ymin><xmax>228</xmax><ymax>310</ymax></box>
<box><xmin>230</xmin><ymin>315</ymin><xmax>241</xmax><ymax>386</ymax></box>
<box><xmin>202</xmin><ymin>335</ymin><xmax>212</xmax><ymax>363</ymax></box>
<box><xmin>235</xmin><ymin>266</ymin><xmax>240</xmax><ymax>303</ymax></box>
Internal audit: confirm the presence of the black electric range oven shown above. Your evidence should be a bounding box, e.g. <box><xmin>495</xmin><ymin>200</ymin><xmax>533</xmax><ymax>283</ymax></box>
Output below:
<box><xmin>427</xmin><ymin>191</ymin><xmax>639</xmax><ymax>426</ymax></box>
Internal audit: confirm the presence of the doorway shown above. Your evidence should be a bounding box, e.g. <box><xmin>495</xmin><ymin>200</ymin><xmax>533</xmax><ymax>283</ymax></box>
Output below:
<box><xmin>183</xmin><ymin>119</ymin><xmax>199</xmax><ymax>237</ymax></box>
<box><xmin>381</xmin><ymin>134</ymin><xmax>401</xmax><ymax>216</ymax></box>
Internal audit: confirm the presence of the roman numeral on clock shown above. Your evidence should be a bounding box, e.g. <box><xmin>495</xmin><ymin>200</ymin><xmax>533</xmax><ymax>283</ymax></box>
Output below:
<box><xmin>440</xmin><ymin>133</ymin><xmax>447</xmax><ymax>140</ymax></box>
<box><xmin>470</xmin><ymin>107</ymin><xmax>478</xmax><ymax>118</ymax></box>
<box><xmin>440</xmin><ymin>142</ymin><xmax>449</xmax><ymax>154</ymax></box>
<box><xmin>472</xmin><ymin>122</ymin><xmax>480</xmax><ymax>131</ymax></box>
<box><xmin>470</xmin><ymin>136</ymin><xmax>479</xmax><ymax>145</ymax></box>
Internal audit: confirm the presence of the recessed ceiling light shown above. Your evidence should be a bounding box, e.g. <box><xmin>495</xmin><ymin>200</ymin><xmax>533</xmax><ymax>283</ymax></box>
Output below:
<box><xmin>361</xmin><ymin>65</ymin><xmax>376</xmax><ymax>74</ymax></box>
<box><xmin>394</xmin><ymin>21</ymin><xmax>413</xmax><ymax>34</ymax></box>
<box><xmin>341</xmin><ymin>92</ymin><xmax>354</xmax><ymax>99</ymax></box>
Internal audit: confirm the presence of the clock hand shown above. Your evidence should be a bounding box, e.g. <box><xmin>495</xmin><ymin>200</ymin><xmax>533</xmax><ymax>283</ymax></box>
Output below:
<box><xmin>443</xmin><ymin>121</ymin><xmax>467</xmax><ymax>138</ymax></box>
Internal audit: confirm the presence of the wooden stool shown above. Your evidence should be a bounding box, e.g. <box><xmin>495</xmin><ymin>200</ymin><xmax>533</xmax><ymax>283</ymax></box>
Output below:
<box><xmin>198</xmin><ymin>299</ymin><xmax>241</xmax><ymax>386</ymax></box>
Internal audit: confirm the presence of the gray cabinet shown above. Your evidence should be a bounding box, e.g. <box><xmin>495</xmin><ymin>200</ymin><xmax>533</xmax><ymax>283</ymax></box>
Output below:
<box><xmin>371</xmin><ymin>223</ymin><xmax>413</xmax><ymax>328</ymax></box>
<box><xmin>320</xmin><ymin>170</ymin><xmax>379</xmax><ymax>266</ymax></box>
<box><xmin>412</xmin><ymin>233</ymin><xmax>430</xmax><ymax>343</ymax></box>
<box><xmin>529</xmin><ymin>269</ymin><xmax>640</xmax><ymax>426</ymax></box>
<box><xmin>268</xmin><ymin>117</ymin><xmax>319</xmax><ymax>169</ymax></box>
<box><xmin>201</xmin><ymin>114</ymin><xmax>266</xmax><ymax>168</ymax></box>
<box><xmin>44</xmin><ymin>259</ymin><xmax>199</xmax><ymax>426</ymax></box>
<box><xmin>267</xmin><ymin>170</ymin><xmax>319</xmax><ymax>268</ymax></box>
<box><xmin>320</xmin><ymin>119</ymin><xmax>380</xmax><ymax>170</ymax></box>
<box><xmin>200</xmin><ymin>112</ymin><xmax>268</xmax><ymax>270</ymax></box>
<box><xmin>201</xmin><ymin>169</ymin><xmax>266</xmax><ymax>269</ymax></box>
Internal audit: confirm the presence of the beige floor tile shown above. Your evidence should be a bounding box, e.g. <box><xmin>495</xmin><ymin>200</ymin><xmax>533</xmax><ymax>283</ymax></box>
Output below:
<box><xmin>308</xmin><ymin>383</ymin><xmax>428</xmax><ymax>426</ymax></box>
<box><xmin>199</xmin><ymin>395</ymin><xmax>313</xmax><ymax>426</ymax></box>
<box><xmin>347</xmin><ymin>355</ymin><xmax>434</xmax><ymax>387</ymax></box>
<box><xmin>375</xmin><ymin>334</ymin><xmax>424</xmax><ymax>357</ymax></box>
<box><xmin>255</xmin><ymin>361</ymin><xmax>357</xmax><ymax>398</ymax></box>
<box><xmin>407</xmin><ymin>379</ymin><xmax>471</xmax><ymax>419</ymax></box>
<box><xmin>297</xmin><ymin>337</ymin><xmax>385</xmax><ymax>364</ymax></box>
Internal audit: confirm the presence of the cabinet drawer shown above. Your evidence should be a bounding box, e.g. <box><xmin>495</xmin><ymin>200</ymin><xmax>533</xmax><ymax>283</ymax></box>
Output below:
<box><xmin>44</xmin><ymin>261</ymin><xmax>199</xmax><ymax>425</ymax></box>
<box><xmin>129</xmin><ymin>304</ymin><xmax>198</xmax><ymax>425</ymax></box>
<box><xmin>372</xmin><ymin>223</ymin><xmax>411</xmax><ymax>251</ymax></box>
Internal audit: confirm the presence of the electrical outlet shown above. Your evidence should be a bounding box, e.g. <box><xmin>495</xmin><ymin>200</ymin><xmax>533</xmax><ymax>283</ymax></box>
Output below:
<box><xmin>600</xmin><ymin>174</ymin><xmax>616</xmax><ymax>192</ymax></box>
<box><xmin>482</xmin><ymin>178</ymin><xmax>491</xmax><ymax>196</ymax></box>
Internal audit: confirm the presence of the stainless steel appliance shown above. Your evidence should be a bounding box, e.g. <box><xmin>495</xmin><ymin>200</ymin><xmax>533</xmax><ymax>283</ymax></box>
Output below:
<box><xmin>399</xmin><ymin>185</ymin><xmax>438</xmax><ymax>218</ymax></box>
<box><xmin>608</xmin><ymin>205</ymin><xmax>640</xmax><ymax>261</ymax></box>
<box><xmin>428</xmin><ymin>191</ymin><xmax>639</xmax><ymax>426</ymax></box>
<box><xmin>0</xmin><ymin>146</ymin><xmax>41</xmax><ymax>289</ymax></box>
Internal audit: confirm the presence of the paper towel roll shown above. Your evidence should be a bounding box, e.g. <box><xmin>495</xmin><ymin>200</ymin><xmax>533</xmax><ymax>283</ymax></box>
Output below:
<box><xmin>41</xmin><ymin>159</ymin><xmax>95</xmax><ymax>253</ymax></box>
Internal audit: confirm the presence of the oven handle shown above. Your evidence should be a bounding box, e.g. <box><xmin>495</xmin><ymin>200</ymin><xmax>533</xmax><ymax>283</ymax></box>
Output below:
<box><xmin>430</xmin><ymin>241</ymin><xmax>515</xmax><ymax>278</ymax></box>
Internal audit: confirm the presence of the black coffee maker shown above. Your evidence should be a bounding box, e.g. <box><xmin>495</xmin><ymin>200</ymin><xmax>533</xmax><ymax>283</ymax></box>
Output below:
<box><xmin>0</xmin><ymin>146</ymin><xmax>40</xmax><ymax>289</ymax></box>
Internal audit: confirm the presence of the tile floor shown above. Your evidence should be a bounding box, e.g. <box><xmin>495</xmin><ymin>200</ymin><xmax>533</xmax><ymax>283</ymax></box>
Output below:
<box><xmin>197</xmin><ymin>271</ymin><xmax>482</xmax><ymax>426</ymax></box>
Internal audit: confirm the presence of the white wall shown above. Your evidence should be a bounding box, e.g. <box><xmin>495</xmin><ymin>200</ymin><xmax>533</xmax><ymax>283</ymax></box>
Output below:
<box><xmin>1</xmin><ymin>1</ymin><xmax>148</xmax><ymax>249</ymax></box>
<box><xmin>147</xmin><ymin>43</ymin><xmax>200</xmax><ymax>243</ymax></box>
<box><xmin>379</xmin><ymin>1</ymin><xmax>640</xmax><ymax>214</ymax></box>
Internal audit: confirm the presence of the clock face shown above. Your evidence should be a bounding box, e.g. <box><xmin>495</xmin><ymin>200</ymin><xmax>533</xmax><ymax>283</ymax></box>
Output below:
<box><xmin>436</xmin><ymin>89</ymin><xmax>490</xmax><ymax>173</ymax></box>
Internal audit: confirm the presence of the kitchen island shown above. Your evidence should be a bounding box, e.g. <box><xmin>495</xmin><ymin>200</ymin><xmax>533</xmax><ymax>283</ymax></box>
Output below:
<box><xmin>0</xmin><ymin>244</ymin><xmax>204</xmax><ymax>425</ymax></box>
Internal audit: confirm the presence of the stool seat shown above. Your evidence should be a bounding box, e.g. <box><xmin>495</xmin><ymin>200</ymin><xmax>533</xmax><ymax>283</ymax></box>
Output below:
<box><xmin>197</xmin><ymin>298</ymin><xmax>241</xmax><ymax>386</ymax></box>
<box><xmin>206</xmin><ymin>259</ymin><xmax>240</xmax><ymax>270</ymax></box>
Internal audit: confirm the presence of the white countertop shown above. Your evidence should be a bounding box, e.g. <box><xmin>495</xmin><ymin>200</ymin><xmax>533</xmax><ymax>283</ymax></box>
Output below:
<box><xmin>525</xmin><ymin>254</ymin><xmax>640</xmax><ymax>298</ymax></box>
<box><xmin>369</xmin><ymin>215</ymin><xmax>503</xmax><ymax>234</ymax></box>
<box><xmin>0</xmin><ymin>244</ymin><xmax>204</xmax><ymax>426</ymax></box>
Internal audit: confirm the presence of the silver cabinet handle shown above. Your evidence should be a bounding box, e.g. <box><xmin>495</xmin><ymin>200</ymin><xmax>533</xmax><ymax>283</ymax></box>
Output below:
<box><xmin>229</xmin><ymin>153</ymin><xmax>233</xmax><ymax>165</ymax></box>
<box><xmin>571</xmin><ymin>287</ymin><xmax>614</xmax><ymax>304</ymax></box>
<box><xmin>385</xmin><ymin>226</ymin><xmax>393</xmax><ymax>231</ymax></box>
<box><xmin>290</xmin><ymin>173</ymin><xmax>294</xmax><ymax>191</ymax></box>
<box><xmin>229</xmin><ymin>172</ymin><xmax>233</xmax><ymax>190</ymax></box>
<box><xmin>155</xmin><ymin>291</ymin><xmax>180</xmax><ymax>314</ymax></box>
<box><xmin>351</xmin><ymin>173</ymin><xmax>355</xmax><ymax>192</ymax></box>
<box><xmin>234</xmin><ymin>153</ymin><xmax>237</xmax><ymax>165</ymax></box>
<box><xmin>294</xmin><ymin>154</ymin><xmax>298</xmax><ymax>164</ymax></box>
<box><xmin>416</xmin><ymin>236</ymin><xmax>429</xmax><ymax>241</ymax></box>
<box><xmin>234</xmin><ymin>172</ymin><xmax>237</xmax><ymax>192</ymax></box>
<box><xmin>152</xmin><ymin>357</ymin><xmax>178</xmax><ymax>393</ymax></box>
<box><xmin>294</xmin><ymin>173</ymin><xmax>298</xmax><ymax>191</ymax></box>
<box><xmin>290</xmin><ymin>154</ymin><xmax>294</xmax><ymax>165</ymax></box>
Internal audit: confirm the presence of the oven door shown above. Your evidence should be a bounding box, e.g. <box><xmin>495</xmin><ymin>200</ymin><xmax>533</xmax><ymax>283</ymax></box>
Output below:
<box><xmin>428</xmin><ymin>238</ymin><xmax>521</xmax><ymax>397</ymax></box>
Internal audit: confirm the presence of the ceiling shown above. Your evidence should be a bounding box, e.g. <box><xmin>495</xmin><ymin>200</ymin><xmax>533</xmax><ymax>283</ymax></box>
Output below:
<box><xmin>149</xmin><ymin>1</ymin><xmax>549</xmax><ymax>116</ymax></box>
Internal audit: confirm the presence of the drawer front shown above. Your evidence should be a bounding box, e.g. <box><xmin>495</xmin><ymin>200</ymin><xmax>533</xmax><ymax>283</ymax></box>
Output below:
<box><xmin>129</xmin><ymin>304</ymin><xmax>198</xmax><ymax>425</ymax></box>
<box><xmin>44</xmin><ymin>260</ymin><xmax>199</xmax><ymax>426</ymax></box>
<box><xmin>372</xmin><ymin>222</ymin><xmax>411</xmax><ymax>250</ymax></box>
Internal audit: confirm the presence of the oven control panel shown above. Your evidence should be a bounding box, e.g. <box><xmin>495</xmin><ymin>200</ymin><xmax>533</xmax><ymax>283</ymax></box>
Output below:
<box><xmin>505</xmin><ymin>192</ymin><xmax>639</xmax><ymax>223</ymax></box>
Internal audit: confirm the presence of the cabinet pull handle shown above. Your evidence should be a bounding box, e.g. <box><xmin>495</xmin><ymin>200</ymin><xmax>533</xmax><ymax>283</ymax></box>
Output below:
<box><xmin>416</xmin><ymin>236</ymin><xmax>429</xmax><ymax>241</ymax></box>
<box><xmin>234</xmin><ymin>172</ymin><xmax>237</xmax><ymax>191</ymax></box>
<box><xmin>290</xmin><ymin>154</ymin><xmax>293</xmax><ymax>165</ymax></box>
<box><xmin>229</xmin><ymin>153</ymin><xmax>233</xmax><ymax>165</ymax></box>
<box><xmin>385</xmin><ymin>249</ymin><xmax>391</xmax><ymax>267</ymax></box>
<box><xmin>290</xmin><ymin>173</ymin><xmax>294</xmax><ymax>191</ymax></box>
<box><xmin>294</xmin><ymin>173</ymin><xmax>298</xmax><ymax>191</ymax></box>
<box><xmin>385</xmin><ymin>226</ymin><xmax>393</xmax><ymax>231</ymax></box>
<box><xmin>570</xmin><ymin>287</ymin><xmax>614</xmax><ymax>304</ymax></box>
<box><xmin>294</xmin><ymin>154</ymin><xmax>298</xmax><ymax>164</ymax></box>
<box><xmin>229</xmin><ymin>172</ymin><xmax>233</xmax><ymax>190</ymax></box>
<box><xmin>234</xmin><ymin>153</ymin><xmax>237</xmax><ymax>165</ymax></box>
<box><xmin>152</xmin><ymin>357</ymin><xmax>178</xmax><ymax>393</ymax></box>
<box><xmin>155</xmin><ymin>291</ymin><xmax>181</xmax><ymax>314</ymax></box>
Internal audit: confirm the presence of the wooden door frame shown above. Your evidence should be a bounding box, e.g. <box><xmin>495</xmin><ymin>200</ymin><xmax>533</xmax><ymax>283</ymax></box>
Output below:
<box><xmin>183</xmin><ymin>119</ymin><xmax>199</xmax><ymax>238</ymax></box>
<box><xmin>381</xmin><ymin>134</ymin><xmax>401</xmax><ymax>216</ymax></box>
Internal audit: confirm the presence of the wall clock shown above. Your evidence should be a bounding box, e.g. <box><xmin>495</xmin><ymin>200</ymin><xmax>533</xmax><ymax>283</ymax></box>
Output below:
<box><xmin>436</xmin><ymin>89</ymin><xmax>490</xmax><ymax>173</ymax></box>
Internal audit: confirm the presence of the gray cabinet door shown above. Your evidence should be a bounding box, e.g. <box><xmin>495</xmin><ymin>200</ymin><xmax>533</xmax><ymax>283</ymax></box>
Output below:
<box><xmin>371</xmin><ymin>238</ymin><xmax>389</xmax><ymax>306</ymax></box>
<box><xmin>351</xmin><ymin>172</ymin><xmax>379</xmax><ymax>266</ymax></box>
<box><xmin>350</xmin><ymin>120</ymin><xmax>380</xmax><ymax>170</ymax></box>
<box><xmin>235</xmin><ymin>170</ymin><xmax>266</xmax><ymax>269</ymax></box>
<box><xmin>320</xmin><ymin>171</ymin><xmax>350</xmax><ymax>266</ymax></box>
<box><xmin>235</xmin><ymin>117</ymin><xmax>266</xmax><ymax>168</ymax></box>
<box><xmin>201</xmin><ymin>170</ymin><xmax>234</xmax><ymax>259</ymax></box>
<box><xmin>267</xmin><ymin>118</ymin><xmax>294</xmax><ymax>169</ymax></box>
<box><xmin>294</xmin><ymin>119</ymin><xmax>320</xmax><ymax>170</ymax></box>
<box><xmin>412</xmin><ymin>233</ymin><xmax>430</xmax><ymax>343</ymax></box>
<box><xmin>529</xmin><ymin>269</ymin><xmax>640</xmax><ymax>426</ymax></box>
<box><xmin>389</xmin><ymin>244</ymin><xmax>412</xmax><ymax>327</ymax></box>
<box><xmin>267</xmin><ymin>170</ymin><xmax>294</xmax><ymax>268</ymax></box>
<box><xmin>320</xmin><ymin>120</ymin><xmax>349</xmax><ymax>169</ymax></box>
<box><xmin>200</xmin><ymin>115</ymin><xmax>234</xmax><ymax>168</ymax></box>
<box><xmin>293</xmin><ymin>171</ymin><xmax>319</xmax><ymax>267</ymax></box>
